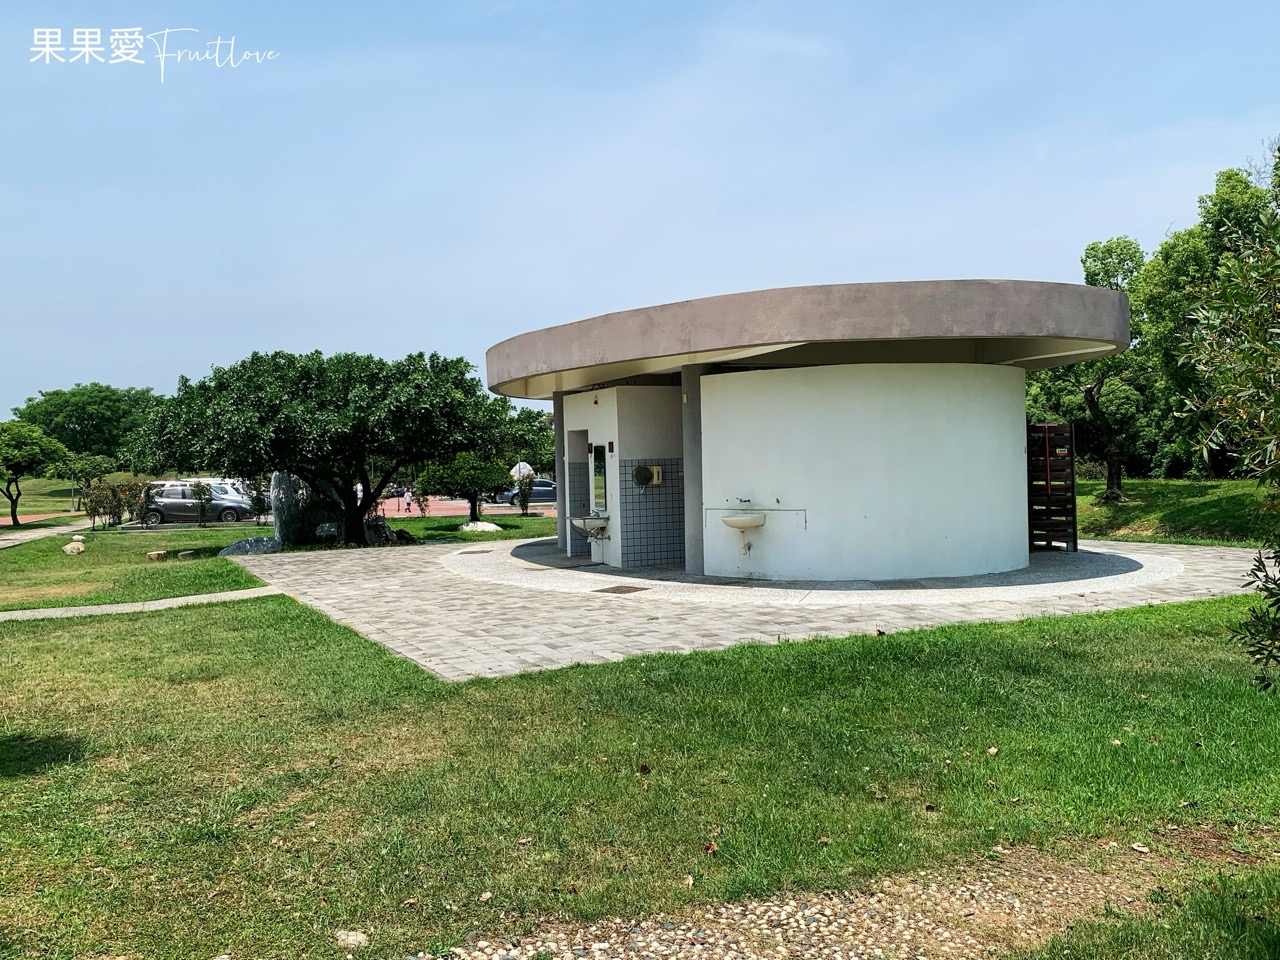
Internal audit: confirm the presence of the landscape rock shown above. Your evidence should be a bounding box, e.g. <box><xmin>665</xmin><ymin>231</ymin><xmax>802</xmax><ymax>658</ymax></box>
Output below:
<box><xmin>61</xmin><ymin>542</ymin><xmax>86</xmax><ymax>555</ymax></box>
<box><xmin>146</xmin><ymin>550</ymin><xmax>166</xmax><ymax>561</ymax></box>
<box><xmin>315</xmin><ymin>522</ymin><xmax>340</xmax><ymax>543</ymax></box>
<box><xmin>394</xmin><ymin>528</ymin><xmax>416</xmax><ymax>544</ymax></box>
<box><xmin>218</xmin><ymin>537</ymin><xmax>282</xmax><ymax>557</ymax></box>
<box><xmin>177</xmin><ymin>550</ymin><xmax>197</xmax><ymax>560</ymax></box>
<box><xmin>271</xmin><ymin>471</ymin><xmax>343</xmax><ymax>546</ymax></box>
<box><xmin>335</xmin><ymin>930</ymin><xmax>369</xmax><ymax>950</ymax></box>
<box><xmin>364</xmin><ymin>516</ymin><xmax>397</xmax><ymax>544</ymax></box>
<box><xmin>71</xmin><ymin>534</ymin><xmax>85</xmax><ymax>542</ymax></box>
<box><xmin>459</xmin><ymin>521</ymin><xmax>502</xmax><ymax>533</ymax></box>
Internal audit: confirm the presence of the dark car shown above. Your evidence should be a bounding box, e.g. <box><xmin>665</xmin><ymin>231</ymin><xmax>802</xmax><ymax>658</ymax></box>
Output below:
<box><xmin>497</xmin><ymin>478</ymin><xmax>557</xmax><ymax>504</ymax></box>
<box><xmin>142</xmin><ymin>483</ymin><xmax>255</xmax><ymax>524</ymax></box>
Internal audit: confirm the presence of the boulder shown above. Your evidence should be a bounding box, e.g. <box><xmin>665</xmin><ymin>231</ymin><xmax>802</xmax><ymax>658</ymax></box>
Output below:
<box><xmin>71</xmin><ymin>534</ymin><xmax>85</xmax><ymax>542</ymax></box>
<box><xmin>62</xmin><ymin>541</ymin><xmax>86</xmax><ymax>555</ymax></box>
<box><xmin>315</xmin><ymin>522</ymin><xmax>340</xmax><ymax>543</ymax></box>
<box><xmin>458</xmin><ymin>521</ymin><xmax>502</xmax><ymax>533</ymax></box>
<box><xmin>271</xmin><ymin>472</ymin><xmax>343</xmax><ymax>546</ymax></box>
<box><xmin>146</xmin><ymin>550</ymin><xmax>166</xmax><ymax>561</ymax></box>
<box><xmin>364</xmin><ymin>516</ymin><xmax>397</xmax><ymax>545</ymax></box>
<box><xmin>218</xmin><ymin>537</ymin><xmax>282</xmax><ymax>557</ymax></box>
<box><xmin>393</xmin><ymin>528</ymin><xmax>416</xmax><ymax>544</ymax></box>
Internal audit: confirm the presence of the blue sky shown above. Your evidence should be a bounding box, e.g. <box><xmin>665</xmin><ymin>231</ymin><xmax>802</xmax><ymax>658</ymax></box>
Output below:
<box><xmin>3</xmin><ymin>0</ymin><xmax>1278</xmax><ymax>414</ymax></box>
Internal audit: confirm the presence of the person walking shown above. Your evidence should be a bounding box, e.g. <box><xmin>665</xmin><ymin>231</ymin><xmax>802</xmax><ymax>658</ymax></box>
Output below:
<box><xmin>404</xmin><ymin>486</ymin><xmax>413</xmax><ymax>514</ymax></box>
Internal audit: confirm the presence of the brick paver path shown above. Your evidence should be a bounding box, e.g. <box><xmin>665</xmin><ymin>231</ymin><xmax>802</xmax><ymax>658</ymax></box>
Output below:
<box><xmin>0</xmin><ymin>517</ymin><xmax>94</xmax><ymax>551</ymax></box>
<box><xmin>234</xmin><ymin>538</ymin><xmax>1258</xmax><ymax>681</ymax></box>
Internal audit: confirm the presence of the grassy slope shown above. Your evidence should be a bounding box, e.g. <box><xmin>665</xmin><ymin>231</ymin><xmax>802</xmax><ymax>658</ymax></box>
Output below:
<box><xmin>5</xmin><ymin>473</ymin><xmax>142</xmax><ymax>517</ymax></box>
<box><xmin>2</xmin><ymin>595</ymin><xmax>1278</xmax><ymax>958</ymax></box>
<box><xmin>0</xmin><ymin>527</ymin><xmax>264</xmax><ymax>611</ymax></box>
<box><xmin>1077</xmin><ymin>479</ymin><xmax>1268</xmax><ymax>547</ymax></box>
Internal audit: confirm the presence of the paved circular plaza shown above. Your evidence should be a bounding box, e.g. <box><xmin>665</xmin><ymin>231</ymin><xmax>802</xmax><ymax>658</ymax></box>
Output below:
<box><xmin>232</xmin><ymin>537</ymin><xmax>1256</xmax><ymax>681</ymax></box>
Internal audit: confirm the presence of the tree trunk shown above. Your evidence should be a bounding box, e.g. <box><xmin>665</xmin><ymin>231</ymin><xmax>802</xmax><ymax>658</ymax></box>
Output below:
<box><xmin>5</xmin><ymin>481</ymin><xmax>19</xmax><ymax>526</ymax></box>
<box><xmin>468</xmin><ymin>496</ymin><xmax>481</xmax><ymax>523</ymax></box>
<box><xmin>1082</xmin><ymin>375</ymin><xmax>1127</xmax><ymax>503</ymax></box>
<box><xmin>342</xmin><ymin>499</ymin><xmax>366</xmax><ymax>545</ymax></box>
<box><xmin>1101</xmin><ymin>441</ymin><xmax>1125</xmax><ymax>503</ymax></box>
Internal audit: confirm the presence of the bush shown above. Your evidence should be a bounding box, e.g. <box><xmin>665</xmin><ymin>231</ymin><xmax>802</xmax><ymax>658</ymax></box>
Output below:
<box><xmin>84</xmin><ymin>478</ymin><xmax>147</xmax><ymax>529</ymax></box>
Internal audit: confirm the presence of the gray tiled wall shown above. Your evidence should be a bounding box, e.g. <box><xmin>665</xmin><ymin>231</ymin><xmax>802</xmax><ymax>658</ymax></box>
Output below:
<box><xmin>567</xmin><ymin>461</ymin><xmax>591</xmax><ymax>557</ymax></box>
<box><xmin>619</xmin><ymin>457</ymin><xmax>684</xmax><ymax>566</ymax></box>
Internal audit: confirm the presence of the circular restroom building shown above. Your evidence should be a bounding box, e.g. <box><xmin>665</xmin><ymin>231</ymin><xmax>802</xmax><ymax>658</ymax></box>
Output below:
<box><xmin>487</xmin><ymin>280</ymin><xmax>1128</xmax><ymax>581</ymax></box>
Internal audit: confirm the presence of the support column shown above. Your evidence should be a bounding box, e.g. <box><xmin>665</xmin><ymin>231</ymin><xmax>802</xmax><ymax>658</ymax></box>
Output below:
<box><xmin>681</xmin><ymin>364</ymin><xmax>711</xmax><ymax>575</ymax></box>
<box><xmin>552</xmin><ymin>391</ymin><xmax>567</xmax><ymax>550</ymax></box>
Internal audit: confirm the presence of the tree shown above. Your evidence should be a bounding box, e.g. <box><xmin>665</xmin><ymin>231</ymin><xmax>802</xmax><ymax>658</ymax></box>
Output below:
<box><xmin>1183</xmin><ymin>193</ymin><xmax>1280</xmax><ymax>688</ymax></box>
<box><xmin>0</xmin><ymin>422</ymin><xmax>70</xmax><ymax>526</ymax></box>
<box><xmin>14</xmin><ymin>383</ymin><xmax>158</xmax><ymax>463</ymax></box>
<box><xmin>133</xmin><ymin>351</ymin><xmax>494</xmax><ymax>545</ymax></box>
<box><xmin>55</xmin><ymin>453</ymin><xmax>116</xmax><ymax>508</ymax></box>
<box><xmin>418</xmin><ymin>398</ymin><xmax>553</xmax><ymax>522</ymax></box>
<box><xmin>421</xmin><ymin>452</ymin><xmax>513</xmax><ymax>522</ymax></box>
<box><xmin>1028</xmin><ymin>236</ymin><xmax>1148</xmax><ymax>501</ymax></box>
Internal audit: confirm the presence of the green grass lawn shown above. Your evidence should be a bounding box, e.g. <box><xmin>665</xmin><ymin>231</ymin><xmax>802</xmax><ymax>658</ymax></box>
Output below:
<box><xmin>388</xmin><ymin>513</ymin><xmax>557</xmax><ymax>541</ymax></box>
<box><xmin>5</xmin><ymin>473</ymin><xmax>144</xmax><ymax>517</ymax></box>
<box><xmin>0</xmin><ymin>527</ymin><xmax>264</xmax><ymax>611</ymax></box>
<box><xmin>1015</xmin><ymin>867</ymin><xmax>1280</xmax><ymax>959</ymax></box>
<box><xmin>3</xmin><ymin>594</ymin><xmax>1278</xmax><ymax>958</ymax></box>
<box><xmin>1077</xmin><ymin>478</ymin><xmax>1269</xmax><ymax>547</ymax></box>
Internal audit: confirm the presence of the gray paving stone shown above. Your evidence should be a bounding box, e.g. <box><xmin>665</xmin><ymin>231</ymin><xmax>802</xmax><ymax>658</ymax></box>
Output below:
<box><xmin>231</xmin><ymin>538</ymin><xmax>1258</xmax><ymax>681</ymax></box>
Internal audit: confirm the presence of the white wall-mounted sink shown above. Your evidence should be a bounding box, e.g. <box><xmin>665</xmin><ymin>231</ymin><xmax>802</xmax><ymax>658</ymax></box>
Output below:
<box><xmin>570</xmin><ymin>516</ymin><xmax>610</xmax><ymax>536</ymax></box>
<box><xmin>721</xmin><ymin>513</ymin><xmax>766</xmax><ymax>530</ymax></box>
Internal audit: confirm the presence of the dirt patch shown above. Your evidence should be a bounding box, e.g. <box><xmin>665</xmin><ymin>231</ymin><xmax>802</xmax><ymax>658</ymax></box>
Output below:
<box><xmin>0</xmin><ymin>581</ymin><xmax>105</xmax><ymax>604</ymax></box>
<box><xmin>445</xmin><ymin>827</ymin><xmax>1279</xmax><ymax>960</ymax></box>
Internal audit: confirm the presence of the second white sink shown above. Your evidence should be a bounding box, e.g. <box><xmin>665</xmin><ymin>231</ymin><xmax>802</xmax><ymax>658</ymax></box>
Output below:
<box><xmin>721</xmin><ymin>513</ymin><xmax>766</xmax><ymax>530</ymax></box>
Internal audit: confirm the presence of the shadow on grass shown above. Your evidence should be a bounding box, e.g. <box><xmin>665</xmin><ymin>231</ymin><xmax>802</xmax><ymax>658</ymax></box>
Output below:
<box><xmin>0</xmin><ymin>732</ymin><xmax>84</xmax><ymax>777</ymax></box>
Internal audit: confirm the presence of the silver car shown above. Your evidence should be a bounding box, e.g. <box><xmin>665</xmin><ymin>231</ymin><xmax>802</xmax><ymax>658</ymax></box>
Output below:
<box><xmin>142</xmin><ymin>483</ymin><xmax>255</xmax><ymax>524</ymax></box>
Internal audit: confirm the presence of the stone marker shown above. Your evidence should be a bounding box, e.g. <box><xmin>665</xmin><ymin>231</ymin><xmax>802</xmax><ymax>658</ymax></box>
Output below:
<box><xmin>146</xmin><ymin>550</ymin><xmax>167</xmax><ymax>561</ymax></box>
<box><xmin>218</xmin><ymin>537</ymin><xmax>282</xmax><ymax>557</ymax></box>
<box><xmin>62</xmin><ymin>541</ymin><xmax>86</xmax><ymax>555</ymax></box>
<box><xmin>459</xmin><ymin>521</ymin><xmax>502</xmax><ymax>532</ymax></box>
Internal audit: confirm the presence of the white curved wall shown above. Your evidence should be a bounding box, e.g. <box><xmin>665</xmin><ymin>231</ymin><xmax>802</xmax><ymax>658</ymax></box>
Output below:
<box><xmin>700</xmin><ymin>364</ymin><xmax>1028</xmax><ymax>580</ymax></box>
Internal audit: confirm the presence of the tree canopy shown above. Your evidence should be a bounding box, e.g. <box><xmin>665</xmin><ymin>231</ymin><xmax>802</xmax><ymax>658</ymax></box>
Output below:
<box><xmin>134</xmin><ymin>351</ymin><xmax>496</xmax><ymax>544</ymax></box>
<box><xmin>0</xmin><ymin>421</ymin><xmax>70</xmax><ymax>526</ymax></box>
<box><xmin>419</xmin><ymin>397</ymin><xmax>554</xmax><ymax>522</ymax></box>
<box><xmin>1183</xmin><ymin>177</ymin><xmax>1280</xmax><ymax>688</ymax></box>
<box><xmin>1028</xmin><ymin>143</ymin><xmax>1277</xmax><ymax>490</ymax></box>
<box><xmin>13</xmin><ymin>382</ymin><xmax>157</xmax><ymax>463</ymax></box>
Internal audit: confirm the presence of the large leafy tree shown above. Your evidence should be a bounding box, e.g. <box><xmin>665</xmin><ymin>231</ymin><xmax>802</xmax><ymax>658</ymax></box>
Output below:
<box><xmin>134</xmin><ymin>351</ymin><xmax>493</xmax><ymax>544</ymax></box>
<box><xmin>1183</xmin><ymin>183</ymin><xmax>1280</xmax><ymax>687</ymax></box>
<box><xmin>0</xmin><ymin>421</ymin><xmax>70</xmax><ymax>526</ymax></box>
<box><xmin>13</xmin><ymin>382</ymin><xmax>158</xmax><ymax>463</ymax></box>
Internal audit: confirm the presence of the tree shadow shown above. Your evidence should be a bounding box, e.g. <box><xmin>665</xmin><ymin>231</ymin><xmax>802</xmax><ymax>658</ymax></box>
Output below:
<box><xmin>0</xmin><ymin>732</ymin><xmax>85</xmax><ymax>777</ymax></box>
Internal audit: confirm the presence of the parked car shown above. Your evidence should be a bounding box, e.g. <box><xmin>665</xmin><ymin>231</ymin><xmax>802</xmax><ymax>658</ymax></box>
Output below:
<box><xmin>141</xmin><ymin>482</ymin><xmax>255</xmax><ymax>524</ymax></box>
<box><xmin>497</xmin><ymin>478</ymin><xmax>557</xmax><ymax>504</ymax></box>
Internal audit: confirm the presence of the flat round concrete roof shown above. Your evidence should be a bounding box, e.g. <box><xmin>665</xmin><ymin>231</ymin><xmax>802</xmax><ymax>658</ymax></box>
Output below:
<box><xmin>486</xmin><ymin>279</ymin><xmax>1129</xmax><ymax>399</ymax></box>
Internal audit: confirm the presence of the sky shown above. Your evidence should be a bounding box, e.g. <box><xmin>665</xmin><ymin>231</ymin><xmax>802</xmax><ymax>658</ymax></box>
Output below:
<box><xmin>2</xmin><ymin>0</ymin><xmax>1278</xmax><ymax>415</ymax></box>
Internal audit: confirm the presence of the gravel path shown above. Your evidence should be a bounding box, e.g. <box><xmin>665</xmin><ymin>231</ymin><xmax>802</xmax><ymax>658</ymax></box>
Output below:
<box><xmin>433</xmin><ymin>830</ymin><xmax>1268</xmax><ymax>960</ymax></box>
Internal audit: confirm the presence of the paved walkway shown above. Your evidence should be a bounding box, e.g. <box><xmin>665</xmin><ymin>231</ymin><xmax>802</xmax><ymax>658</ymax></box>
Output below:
<box><xmin>0</xmin><ymin>586</ymin><xmax>283</xmax><ymax>622</ymax></box>
<box><xmin>0</xmin><ymin>511</ymin><xmax>85</xmax><ymax>527</ymax></box>
<box><xmin>0</xmin><ymin>517</ymin><xmax>94</xmax><ymax>551</ymax></box>
<box><xmin>233</xmin><ymin>538</ymin><xmax>1258</xmax><ymax>681</ymax></box>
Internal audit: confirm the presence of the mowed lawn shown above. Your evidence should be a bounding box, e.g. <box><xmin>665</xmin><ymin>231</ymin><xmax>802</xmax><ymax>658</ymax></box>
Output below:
<box><xmin>389</xmin><ymin>513</ymin><xmax>557</xmax><ymax>541</ymax></box>
<box><xmin>3</xmin><ymin>594</ymin><xmax>1279</xmax><ymax>958</ymax></box>
<box><xmin>0</xmin><ymin>528</ymin><xmax>264</xmax><ymax>611</ymax></box>
<box><xmin>1077</xmin><ymin>478</ymin><xmax>1269</xmax><ymax>547</ymax></box>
